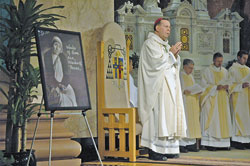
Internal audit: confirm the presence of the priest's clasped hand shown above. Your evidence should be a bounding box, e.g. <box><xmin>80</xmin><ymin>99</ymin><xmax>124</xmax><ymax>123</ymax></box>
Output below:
<box><xmin>217</xmin><ymin>85</ymin><xmax>229</xmax><ymax>90</ymax></box>
<box><xmin>170</xmin><ymin>42</ymin><xmax>182</xmax><ymax>58</ymax></box>
<box><xmin>242</xmin><ymin>82</ymin><xmax>250</xmax><ymax>88</ymax></box>
<box><xmin>183</xmin><ymin>90</ymin><xmax>191</xmax><ymax>95</ymax></box>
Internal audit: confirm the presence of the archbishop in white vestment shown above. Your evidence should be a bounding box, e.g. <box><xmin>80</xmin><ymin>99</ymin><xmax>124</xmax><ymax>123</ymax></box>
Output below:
<box><xmin>138</xmin><ymin>30</ymin><xmax>187</xmax><ymax>155</ymax></box>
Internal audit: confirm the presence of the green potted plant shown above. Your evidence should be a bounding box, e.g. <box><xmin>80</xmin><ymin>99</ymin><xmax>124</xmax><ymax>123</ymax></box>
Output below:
<box><xmin>0</xmin><ymin>0</ymin><xmax>64</xmax><ymax>165</ymax></box>
<box><xmin>0</xmin><ymin>150</ymin><xmax>14</xmax><ymax>166</ymax></box>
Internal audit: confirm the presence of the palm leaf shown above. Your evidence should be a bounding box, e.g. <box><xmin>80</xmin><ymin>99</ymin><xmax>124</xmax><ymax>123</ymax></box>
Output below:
<box><xmin>0</xmin><ymin>66</ymin><xmax>10</xmax><ymax>76</ymax></box>
<box><xmin>35</xmin><ymin>5</ymin><xmax>65</xmax><ymax>15</ymax></box>
<box><xmin>0</xmin><ymin>0</ymin><xmax>65</xmax><ymax>153</ymax></box>
<box><xmin>0</xmin><ymin>87</ymin><xmax>9</xmax><ymax>100</ymax></box>
<box><xmin>25</xmin><ymin>103</ymin><xmax>40</xmax><ymax>117</ymax></box>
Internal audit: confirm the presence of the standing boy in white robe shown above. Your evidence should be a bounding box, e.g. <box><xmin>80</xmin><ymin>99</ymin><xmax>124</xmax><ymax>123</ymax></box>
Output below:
<box><xmin>138</xmin><ymin>18</ymin><xmax>187</xmax><ymax>161</ymax></box>
<box><xmin>229</xmin><ymin>50</ymin><xmax>250</xmax><ymax>150</ymax></box>
<box><xmin>180</xmin><ymin>59</ymin><xmax>204</xmax><ymax>153</ymax></box>
<box><xmin>200</xmin><ymin>53</ymin><xmax>232</xmax><ymax>151</ymax></box>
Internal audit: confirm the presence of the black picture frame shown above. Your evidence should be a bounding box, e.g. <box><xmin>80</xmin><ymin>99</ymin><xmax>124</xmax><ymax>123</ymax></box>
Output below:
<box><xmin>35</xmin><ymin>27</ymin><xmax>91</xmax><ymax>111</ymax></box>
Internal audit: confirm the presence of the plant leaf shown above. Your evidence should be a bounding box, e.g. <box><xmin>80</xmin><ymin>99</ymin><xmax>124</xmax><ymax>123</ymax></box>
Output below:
<box><xmin>0</xmin><ymin>66</ymin><xmax>10</xmax><ymax>76</ymax></box>
<box><xmin>0</xmin><ymin>87</ymin><xmax>9</xmax><ymax>100</ymax></box>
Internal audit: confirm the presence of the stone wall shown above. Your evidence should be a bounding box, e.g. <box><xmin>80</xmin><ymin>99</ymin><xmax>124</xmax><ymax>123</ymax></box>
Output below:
<box><xmin>207</xmin><ymin>0</ymin><xmax>250</xmax><ymax>63</ymax></box>
<box><xmin>207</xmin><ymin>0</ymin><xmax>234</xmax><ymax>18</ymax></box>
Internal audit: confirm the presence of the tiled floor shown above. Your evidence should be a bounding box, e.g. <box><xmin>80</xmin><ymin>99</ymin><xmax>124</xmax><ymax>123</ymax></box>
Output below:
<box><xmin>82</xmin><ymin>148</ymin><xmax>250</xmax><ymax>166</ymax></box>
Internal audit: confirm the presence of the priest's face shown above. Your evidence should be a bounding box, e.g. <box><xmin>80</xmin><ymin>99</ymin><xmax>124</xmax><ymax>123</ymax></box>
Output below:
<box><xmin>183</xmin><ymin>64</ymin><xmax>194</xmax><ymax>75</ymax></box>
<box><xmin>155</xmin><ymin>20</ymin><xmax>171</xmax><ymax>41</ymax></box>
<box><xmin>213</xmin><ymin>57</ymin><xmax>223</xmax><ymax>68</ymax></box>
<box><xmin>237</xmin><ymin>54</ymin><xmax>248</xmax><ymax>65</ymax></box>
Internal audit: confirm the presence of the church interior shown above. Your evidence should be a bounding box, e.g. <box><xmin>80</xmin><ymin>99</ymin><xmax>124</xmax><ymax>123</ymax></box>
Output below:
<box><xmin>0</xmin><ymin>0</ymin><xmax>250</xmax><ymax>166</ymax></box>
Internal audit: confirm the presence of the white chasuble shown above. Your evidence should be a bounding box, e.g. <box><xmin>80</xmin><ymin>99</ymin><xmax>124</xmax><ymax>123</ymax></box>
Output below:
<box><xmin>138</xmin><ymin>32</ymin><xmax>187</xmax><ymax>154</ymax></box>
<box><xmin>200</xmin><ymin>65</ymin><xmax>232</xmax><ymax>147</ymax></box>
<box><xmin>229</xmin><ymin>62</ymin><xmax>250</xmax><ymax>143</ymax></box>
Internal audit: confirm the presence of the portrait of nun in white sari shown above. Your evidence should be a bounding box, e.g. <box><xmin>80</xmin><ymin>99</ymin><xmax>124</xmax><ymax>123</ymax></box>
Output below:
<box><xmin>43</xmin><ymin>36</ymin><xmax>77</xmax><ymax>107</ymax></box>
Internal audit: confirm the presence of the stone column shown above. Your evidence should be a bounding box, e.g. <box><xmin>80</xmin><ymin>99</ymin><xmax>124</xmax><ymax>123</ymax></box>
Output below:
<box><xmin>232</xmin><ymin>24</ymin><xmax>241</xmax><ymax>56</ymax></box>
<box><xmin>215</xmin><ymin>23</ymin><xmax>224</xmax><ymax>55</ymax></box>
<box><xmin>136</xmin><ymin>17</ymin><xmax>147</xmax><ymax>55</ymax></box>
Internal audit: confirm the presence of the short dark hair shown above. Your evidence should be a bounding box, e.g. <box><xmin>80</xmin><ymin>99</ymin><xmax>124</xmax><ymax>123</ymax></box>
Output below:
<box><xmin>154</xmin><ymin>18</ymin><xmax>169</xmax><ymax>31</ymax></box>
<box><xmin>237</xmin><ymin>50</ymin><xmax>249</xmax><ymax>58</ymax></box>
<box><xmin>183</xmin><ymin>59</ymin><xmax>194</xmax><ymax>66</ymax></box>
<box><xmin>213</xmin><ymin>52</ymin><xmax>223</xmax><ymax>61</ymax></box>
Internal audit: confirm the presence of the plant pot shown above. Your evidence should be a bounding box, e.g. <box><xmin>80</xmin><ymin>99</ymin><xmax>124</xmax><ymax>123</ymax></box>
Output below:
<box><xmin>4</xmin><ymin>150</ymin><xmax>36</xmax><ymax>166</ymax></box>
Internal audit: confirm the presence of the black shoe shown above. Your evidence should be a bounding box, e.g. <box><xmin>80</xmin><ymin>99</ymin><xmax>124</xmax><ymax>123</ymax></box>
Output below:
<box><xmin>187</xmin><ymin>144</ymin><xmax>200</xmax><ymax>152</ymax></box>
<box><xmin>206</xmin><ymin>146</ymin><xmax>217</xmax><ymax>151</ymax></box>
<box><xmin>232</xmin><ymin>141</ymin><xmax>245</xmax><ymax>150</ymax></box>
<box><xmin>180</xmin><ymin>146</ymin><xmax>188</xmax><ymax>153</ymax></box>
<box><xmin>148</xmin><ymin>149</ymin><xmax>168</xmax><ymax>161</ymax></box>
<box><xmin>217</xmin><ymin>147</ymin><xmax>230</xmax><ymax>151</ymax></box>
<box><xmin>139</xmin><ymin>147</ymin><xmax>148</xmax><ymax>155</ymax></box>
<box><xmin>244</xmin><ymin>143</ymin><xmax>250</xmax><ymax>149</ymax></box>
<box><xmin>200</xmin><ymin>145</ymin><xmax>206</xmax><ymax>150</ymax></box>
<box><xmin>164</xmin><ymin>154</ymin><xmax>179</xmax><ymax>158</ymax></box>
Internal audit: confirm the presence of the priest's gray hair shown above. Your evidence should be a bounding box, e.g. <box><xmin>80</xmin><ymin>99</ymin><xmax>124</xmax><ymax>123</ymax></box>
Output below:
<box><xmin>183</xmin><ymin>59</ymin><xmax>194</xmax><ymax>66</ymax></box>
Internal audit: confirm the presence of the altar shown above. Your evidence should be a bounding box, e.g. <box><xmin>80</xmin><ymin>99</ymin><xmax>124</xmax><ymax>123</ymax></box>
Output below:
<box><xmin>116</xmin><ymin>0</ymin><xmax>243</xmax><ymax>82</ymax></box>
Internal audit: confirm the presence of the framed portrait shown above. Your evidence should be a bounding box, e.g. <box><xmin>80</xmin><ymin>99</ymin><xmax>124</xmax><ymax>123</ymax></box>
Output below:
<box><xmin>35</xmin><ymin>27</ymin><xmax>91</xmax><ymax>111</ymax></box>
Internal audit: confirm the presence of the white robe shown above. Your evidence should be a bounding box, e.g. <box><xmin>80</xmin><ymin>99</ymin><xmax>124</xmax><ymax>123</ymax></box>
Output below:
<box><xmin>129</xmin><ymin>74</ymin><xmax>138</xmax><ymax>107</ymax></box>
<box><xmin>53</xmin><ymin>54</ymin><xmax>77</xmax><ymax>107</ymax></box>
<box><xmin>180</xmin><ymin>72</ymin><xmax>204</xmax><ymax>146</ymax></box>
<box><xmin>138</xmin><ymin>32</ymin><xmax>187</xmax><ymax>154</ymax></box>
<box><xmin>200</xmin><ymin>65</ymin><xmax>232</xmax><ymax>147</ymax></box>
<box><xmin>229</xmin><ymin>62</ymin><xmax>250</xmax><ymax>143</ymax></box>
